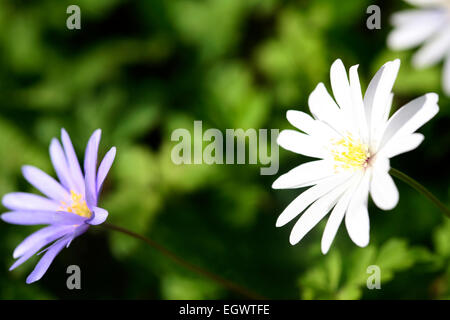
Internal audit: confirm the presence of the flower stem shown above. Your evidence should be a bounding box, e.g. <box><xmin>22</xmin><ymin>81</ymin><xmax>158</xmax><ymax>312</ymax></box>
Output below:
<box><xmin>390</xmin><ymin>168</ymin><xmax>450</xmax><ymax>219</ymax></box>
<box><xmin>101</xmin><ymin>222</ymin><xmax>266</xmax><ymax>300</ymax></box>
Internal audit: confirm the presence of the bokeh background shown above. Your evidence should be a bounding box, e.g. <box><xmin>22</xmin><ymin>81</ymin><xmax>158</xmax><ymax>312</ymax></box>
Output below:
<box><xmin>0</xmin><ymin>0</ymin><xmax>449</xmax><ymax>299</ymax></box>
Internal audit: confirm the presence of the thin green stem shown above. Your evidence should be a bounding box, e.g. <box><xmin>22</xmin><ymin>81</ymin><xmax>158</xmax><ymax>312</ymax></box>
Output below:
<box><xmin>390</xmin><ymin>168</ymin><xmax>450</xmax><ymax>219</ymax></box>
<box><xmin>101</xmin><ymin>222</ymin><xmax>266</xmax><ymax>300</ymax></box>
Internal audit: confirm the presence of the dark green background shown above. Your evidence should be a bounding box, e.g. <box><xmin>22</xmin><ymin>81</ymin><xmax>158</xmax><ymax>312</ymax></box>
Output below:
<box><xmin>0</xmin><ymin>0</ymin><xmax>449</xmax><ymax>299</ymax></box>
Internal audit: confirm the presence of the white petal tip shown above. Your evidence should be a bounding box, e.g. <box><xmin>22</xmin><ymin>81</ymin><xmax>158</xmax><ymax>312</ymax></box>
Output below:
<box><xmin>374</xmin><ymin>195</ymin><xmax>399</xmax><ymax>211</ymax></box>
<box><xmin>385</xmin><ymin>59</ymin><xmax>401</xmax><ymax>75</ymax></box>
<box><xmin>320</xmin><ymin>245</ymin><xmax>330</xmax><ymax>255</ymax></box>
<box><xmin>425</xmin><ymin>92</ymin><xmax>439</xmax><ymax>103</ymax></box>
<box><xmin>275</xmin><ymin>217</ymin><xmax>287</xmax><ymax>228</ymax></box>
<box><xmin>289</xmin><ymin>236</ymin><xmax>299</xmax><ymax>246</ymax></box>
<box><xmin>351</xmin><ymin>235</ymin><xmax>370</xmax><ymax>248</ymax></box>
<box><xmin>331</xmin><ymin>59</ymin><xmax>344</xmax><ymax>67</ymax></box>
<box><xmin>316</xmin><ymin>82</ymin><xmax>326</xmax><ymax>89</ymax></box>
<box><xmin>378</xmin><ymin>204</ymin><xmax>396</xmax><ymax>211</ymax></box>
<box><xmin>271</xmin><ymin>178</ymin><xmax>285</xmax><ymax>190</ymax></box>
<box><xmin>285</xmin><ymin>110</ymin><xmax>299</xmax><ymax>124</ymax></box>
<box><xmin>275</xmin><ymin>134</ymin><xmax>283</xmax><ymax>146</ymax></box>
<box><xmin>444</xmin><ymin>86</ymin><xmax>450</xmax><ymax>96</ymax></box>
<box><xmin>276</xmin><ymin>130</ymin><xmax>292</xmax><ymax>148</ymax></box>
<box><xmin>373</xmin><ymin>198</ymin><xmax>398</xmax><ymax>212</ymax></box>
<box><xmin>390</xmin><ymin>59</ymin><xmax>401</xmax><ymax>67</ymax></box>
<box><xmin>355</xmin><ymin>240</ymin><xmax>369</xmax><ymax>248</ymax></box>
<box><xmin>286</xmin><ymin>110</ymin><xmax>295</xmax><ymax>118</ymax></box>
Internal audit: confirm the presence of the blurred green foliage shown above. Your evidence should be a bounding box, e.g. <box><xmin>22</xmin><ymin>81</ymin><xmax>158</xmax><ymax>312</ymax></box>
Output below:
<box><xmin>0</xmin><ymin>0</ymin><xmax>449</xmax><ymax>299</ymax></box>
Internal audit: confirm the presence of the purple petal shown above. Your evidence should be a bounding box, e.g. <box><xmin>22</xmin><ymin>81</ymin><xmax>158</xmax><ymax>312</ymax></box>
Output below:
<box><xmin>2</xmin><ymin>192</ymin><xmax>60</xmax><ymax>211</ymax></box>
<box><xmin>12</xmin><ymin>225</ymin><xmax>73</xmax><ymax>261</ymax></box>
<box><xmin>49</xmin><ymin>138</ymin><xmax>76</xmax><ymax>191</ymax></box>
<box><xmin>10</xmin><ymin>243</ymin><xmax>43</xmax><ymax>271</ymax></box>
<box><xmin>61</xmin><ymin>128</ymin><xmax>85</xmax><ymax>196</ymax></box>
<box><xmin>84</xmin><ymin>129</ymin><xmax>101</xmax><ymax>208</ymax></box>
<box><xmin>66</xmin><ymin>224</ymin><xmax>89</xmax><ymax>248</ymax></box>
<box><xmin>22</xmin><ymin>166</ymin><xmax>69</xmax><ymax>201</ymax></box>
<box><xmin>97</xmin><ymin>147</ymin><xmax>116</xmax><ymax>193</ymax></box>
<box><xmin>1</xmin><ymin>210</ymin><xmax>87</xmax><ymax>226</ymax></box>
<box><xmin>87</xmin><ymin>207</ymin><xmax>108</xmax><ymax>225</ymax></box>
<box><xmin>26</xmin><ymin>236</ymin><xmax>71</xmax><ymax>284</ymax></box>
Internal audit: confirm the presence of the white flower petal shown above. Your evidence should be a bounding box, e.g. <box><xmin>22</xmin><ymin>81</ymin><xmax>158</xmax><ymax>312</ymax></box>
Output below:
<box><xmin>286</xmin><ymin>110</ymin><xmax>316</xmax><ymax>135</ymax></box>
<box><xmin>276</xmin><ymin>173</ymin><xmax>351</xmax><ymax>227</ymax></box>
<box><xmin>444</xmin><ymin>54</ymin><xmax>450</xmax><ymax>95</ymax></box>
<box><xmin>388</xmin><ymin>10</ymin><xmax>446</xmax><ymax>50</ymax></box>
<box><xmin>308</xmin><ymin>83</ymin><xmax>348</xmax><ymax>136</ymax></box>
<box><xmin>330</xmin><ymin>59</ymin><xmax>353</xmax><ymax>114</ymax></box>
<box><xmin>345</xmin><ymin>172</ymin><xmax>371</xmax><ymax>247</ymax></box>
<box><xmin>272</xmin><ymin>160</ymin><xmax>334</xmax><ymax>189</ymax></box>
<box><xmin>286</xmin><ymin>110</ymin><xmax>341</xmax><ymax>144</ymax></box>
<box><xmin>308</xmin><ymin>83</ymin><xmax>340</xmax><ymax>117</ymax></box>
<box><xmin>391</xmin><ymin>9</ymin><xmax>439</xmax><ymax>27</ymax></box>
<box><xmin>363</xmin><ymin>60</ymin><xmax>400</xmax><ymax>147</ymax></box>
<box><xmin>349</xmin><ymin>65</ymin><xmax>369</xmax><ymax>142</ymax></box>
<box><xmin>380</xmin><ymin>133</ymin><xmax>424</xmax><ymax>158</ymax></box>
<box><xmin>370</xmin><ymin>168</ymin><xmax>399</xmax><ymax>211</ymax></box>
<box><xmin>277</xmin><ymin>129</ymin><xmax>325</xmax><ymax>158</ymax></box>
<box><xmin>412</xmin><ymin>26</ymin><xmax>450</xmax><ymax>68</ymax></box>
<box><xmin>321</xmin><ymin>181</ymin><xmax>358</xmax><ymax>254</ymax></box>
<box><xmin>386</xmin><ymin>93</ymin><xmax>394</xmax><ymax>115</ymax></box>
<box><xmin>404</xmin><ymin>0</ymin><xmax>448</xmax><ymax>7</ymax></box>
<box><xmin>380</xmin><ymin>93</ymin><xmax>439</xmax><ymax>151</ymax></box>
<box><xmin>289</xmin><ymin>180</ymin><xmax>350</xmax><ymax>245</ymax></box>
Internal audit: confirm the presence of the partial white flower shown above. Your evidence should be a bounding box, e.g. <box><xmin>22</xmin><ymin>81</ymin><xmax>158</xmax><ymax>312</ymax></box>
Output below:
<box><xmin>388</xmin><ymin>0</ymin><xmax>450</xmax><ymax>94</ymax></box>
<box><xmin>273</xmin><ymin>59</ymin><xmax>439</xmax><ymax>254</ymax></box>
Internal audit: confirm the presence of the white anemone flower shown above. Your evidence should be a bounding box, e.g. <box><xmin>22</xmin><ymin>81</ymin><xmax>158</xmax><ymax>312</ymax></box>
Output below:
<box><xmin>388</xmin><ymin>0</ymin><xmax>450</xmax><ymax>94</ymax></box>
<box><xmin>273</xmin><ymin>59</ymin><xmax>439</xmax><ymax>254</ymax></box>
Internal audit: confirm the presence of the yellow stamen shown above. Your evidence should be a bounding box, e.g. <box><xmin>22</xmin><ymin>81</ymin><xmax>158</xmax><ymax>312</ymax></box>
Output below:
<box><xmin>59</xmin><ymin>190</ymin><xmax>92</xmax><ymax>218</ymax></box>
<box><xmin>330</xmin><ymin>134</ymin><xmax>370</xmax><ymax>172</ymax></box>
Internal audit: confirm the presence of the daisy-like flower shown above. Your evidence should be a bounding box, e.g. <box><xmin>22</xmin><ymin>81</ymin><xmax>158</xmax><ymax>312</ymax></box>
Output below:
<box><xmin>388</xmin><ymin>0</ymin><xmax>450</xmax><ymax>94</ymax></box>
<box><xmin>273</xmin><ymin>59</ymin><xmax>439</xmax><ymax>254</ymax></box>
<box><xmin>1</xmin><ymin>129</ymin><xmax>116</xmax><ymax>283</ymax></box>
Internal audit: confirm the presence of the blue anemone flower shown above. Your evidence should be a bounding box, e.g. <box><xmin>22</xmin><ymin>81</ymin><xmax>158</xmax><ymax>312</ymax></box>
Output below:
<box><xmin>1</xmin><ymin>129</ymin><xmax>116</xmax><ymax>283</ymax></box>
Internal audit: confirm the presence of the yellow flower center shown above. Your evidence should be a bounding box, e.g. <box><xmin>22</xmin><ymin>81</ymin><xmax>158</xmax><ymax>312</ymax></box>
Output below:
<box><xmin>60</xmin><ymin>190</ymin><xmax>92</xmax><ymax>218</ymax></box>
<box><xmin>330</xmin><ymin>135</ymin><xmax>370</xmax><ymax>172</ymax></box>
